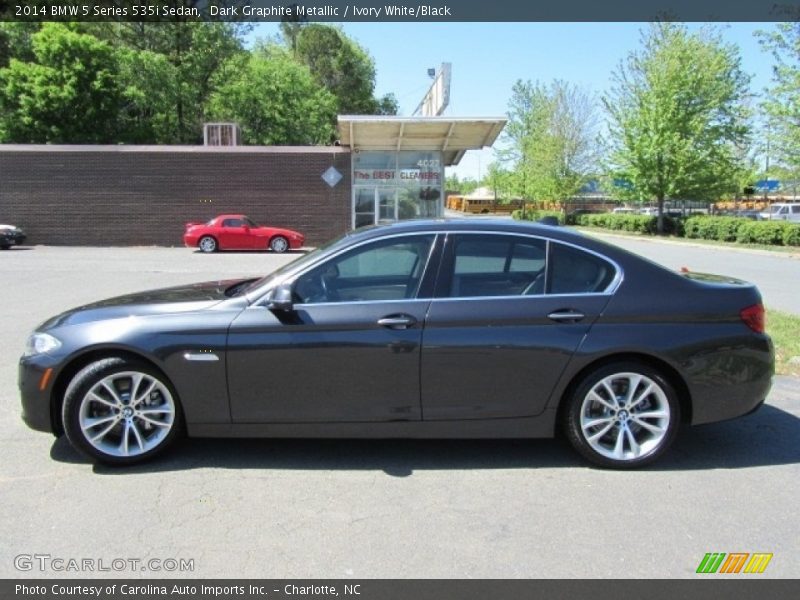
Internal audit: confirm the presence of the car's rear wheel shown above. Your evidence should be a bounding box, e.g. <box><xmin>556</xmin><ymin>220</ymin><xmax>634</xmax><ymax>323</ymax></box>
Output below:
<box><xmin>270</xmin><ymin>236</ymin><xmax>289</xmax><ymax>253</ymax></box>
<box><xmin>198</xmin><ymin>236</ymin><xmax>217</xmax><ymax>253</ymax></box>
<box><xmin>62</xmin><ymin>357</ymin><xmax>182</xmax><ymax>466</ymax></box>
<box><xmin>564</xmin><ymin>362</ymin><xmax>679</xmax><ymax>469</ymax></box>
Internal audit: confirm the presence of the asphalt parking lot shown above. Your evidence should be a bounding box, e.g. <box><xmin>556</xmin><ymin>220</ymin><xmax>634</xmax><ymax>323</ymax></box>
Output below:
<box><xmin>0</xmin><ymin>242</ymin><xmax>798</xmax><ymax>579</ymax></box>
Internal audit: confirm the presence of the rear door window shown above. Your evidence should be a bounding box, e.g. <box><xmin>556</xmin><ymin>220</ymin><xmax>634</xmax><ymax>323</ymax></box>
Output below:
<box><xmin>548</xmin><ymin>242</ymin><xmax>616</xmax><ymax>294</ymax></box>
<box><xmin>448</xmin><ymin>235</ymin><xmax>547</xmax><ymax>297</ymax></box>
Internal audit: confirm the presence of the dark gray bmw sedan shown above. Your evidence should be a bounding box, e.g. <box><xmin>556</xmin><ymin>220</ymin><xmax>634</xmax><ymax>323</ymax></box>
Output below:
<box><xmin>19</xmin><ymin>219</ymin><xmax>774</xmax><ymax>468</ymax></box>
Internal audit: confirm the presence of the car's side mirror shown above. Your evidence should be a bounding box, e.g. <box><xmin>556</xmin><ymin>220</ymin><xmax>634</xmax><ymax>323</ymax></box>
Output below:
<box><xmin>267</xmin><ymin>284</ymin><xmax>294</xmax><ymax>311</ymax></box>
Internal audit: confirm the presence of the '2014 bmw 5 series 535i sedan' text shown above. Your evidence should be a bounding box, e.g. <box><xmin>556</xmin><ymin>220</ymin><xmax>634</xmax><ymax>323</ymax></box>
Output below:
<box><xmin>19</xmin><ymin>219</ymin><xmax>774</xmax><ymax>468</ymax></box>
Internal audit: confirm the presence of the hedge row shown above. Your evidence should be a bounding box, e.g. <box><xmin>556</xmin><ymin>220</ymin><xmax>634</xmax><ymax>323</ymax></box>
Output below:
<box><xmin>514</xmin><ymin>211</ymin><xmax>800</xmax><ymax>247</ymax></box>
<box><xmin>570</xmin><ymin>213</ymin><xmax>684</xmax><ymax>235</ymax></box>
<box><xmin>512</xmin><ymin>209</ymin><xmax>565</xmax><ymax>224</ymax></box>
<box><xmin>684</xmin><ymin>216</ymin><xmax>800</xmax><ymax>246</ymax></box>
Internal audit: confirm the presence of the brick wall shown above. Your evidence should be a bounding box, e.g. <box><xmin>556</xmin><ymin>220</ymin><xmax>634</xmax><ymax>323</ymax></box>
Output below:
<box><xmin>0</xmin><ymin>145</ymin><xmax>352</xmax><ymax>247</ymax></box>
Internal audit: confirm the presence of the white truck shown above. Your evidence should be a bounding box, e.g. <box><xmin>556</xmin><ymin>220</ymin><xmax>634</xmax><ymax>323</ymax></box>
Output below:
<box><xmin>759</xmin><ymin>203</ymin><xmax>800</xmax><ymax>222</ymax></box>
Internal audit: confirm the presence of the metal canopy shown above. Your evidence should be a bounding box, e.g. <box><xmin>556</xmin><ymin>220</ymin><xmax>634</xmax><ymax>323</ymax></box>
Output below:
<box><xmin>338</xmin><ymin>116</ymin><xmax>507</xmax><ymax>166</ymax></box>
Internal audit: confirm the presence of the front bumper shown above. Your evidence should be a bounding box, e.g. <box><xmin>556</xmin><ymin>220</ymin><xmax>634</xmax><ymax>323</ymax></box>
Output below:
<box><xmin>18</xmin><ymin>356</ymin><xmax>60</xmax><ymax>434</ymax></box>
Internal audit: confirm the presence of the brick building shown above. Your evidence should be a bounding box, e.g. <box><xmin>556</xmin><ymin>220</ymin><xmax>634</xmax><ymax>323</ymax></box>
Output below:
<box><xmin>0</xmin><ymin>116</ymin><xmax>505</xmax><ymax>247</ymax></box>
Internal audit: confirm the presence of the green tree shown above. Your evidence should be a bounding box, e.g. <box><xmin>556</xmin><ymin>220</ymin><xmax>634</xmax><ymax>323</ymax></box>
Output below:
<box><xmin>207</xmin><ymin>50</ymin><xmax>337</xmax><ymax>145</ymax></box>
<box><xmin>294</xmin><ymin>24</ymin><xmax>397</xmax><ymax>115</ymax></box>
<box><xmin>501</xmin><ymin>79</ymin><xmax>598</xmax><ymax>203</ymax></box>
<box><xmin>116</xmin><ymin>47</ymin><xmax>181</xmax><ymax>144</ymax></box>
<box><xmin>604</xmin><ymin>23</ymin><xmax>751</xmax><ymax>232</ymax></box>
<box><xmin>444</xmin><ymin>174</ymin><xmax>479</xmax><ymax>195</ymax></box>
<box><xmin>280</xmin><ymin>6</ymin><xmax>308</xmax><ymax>58</ymax></box>
<box><xmin>89</xmin><ymin>22</ymin><xmax>248</xmax><ymax>143</ymax></box>
<box><xmin>0</xmin><ymin>22</ymin><xmax>39</xmax><ymax>67</ymax></box>
<box><xmin>0</xmin><ymin>23</ymin><xmax>122</xmax><ymax>143</ymax></box>
<box><xmin>757</xmin><ymin>23</ymin><xmax>800</xmax><ymax>179</ymax></box>
<box><xmin>482</xmin><ymin>161</ymin><xmax>514</xmax><ymax>202</ymax></box>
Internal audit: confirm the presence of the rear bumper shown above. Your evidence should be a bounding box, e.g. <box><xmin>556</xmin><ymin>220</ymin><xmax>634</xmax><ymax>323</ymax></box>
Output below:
<box><xmin>688</xmin><ymin>335</ymin><xmax>774</xmax><ymax>425</ymax></box>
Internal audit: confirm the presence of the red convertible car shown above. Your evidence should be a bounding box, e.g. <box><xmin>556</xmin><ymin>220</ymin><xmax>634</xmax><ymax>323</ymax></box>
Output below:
<box><xmin>183</xmin><ymin>215</ymin><xmax>305</xmax><ymax>253</ymax></box>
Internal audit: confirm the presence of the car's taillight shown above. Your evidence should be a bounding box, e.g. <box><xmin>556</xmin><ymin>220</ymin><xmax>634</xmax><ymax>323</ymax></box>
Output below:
<box><xmin>740</xmin><ymin>303</ymin><xmax>765</xmax><ymax>333</ymax></box>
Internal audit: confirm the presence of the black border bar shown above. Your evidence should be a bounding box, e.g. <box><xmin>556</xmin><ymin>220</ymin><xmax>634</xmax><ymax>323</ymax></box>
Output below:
<box><xmin>4</xmin><ymin>580</ymin><xmax>800</xmax><ymax>600</ymax></box>
<box><xmin>2</xmin><ymin>0</ymin><xmax>800</xmax><ymax>23</ymax></box>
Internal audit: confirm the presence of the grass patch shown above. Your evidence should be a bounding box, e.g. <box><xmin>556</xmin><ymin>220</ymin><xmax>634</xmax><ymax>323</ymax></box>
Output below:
<box><xmin>768</xmin><ymin>309</ymin><xmax>800</xmax><ymax>377</ymax></box>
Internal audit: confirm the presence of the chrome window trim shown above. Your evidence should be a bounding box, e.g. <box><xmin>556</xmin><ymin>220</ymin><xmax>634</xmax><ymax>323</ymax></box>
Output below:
<box><xmin>428</xmin><ymin>291</ymin><xmax>616</xmax><ymax>304</ymax></box>
<box><xmin>292</xmin><ymin>298</ymin><xmax>434</xmax><ymax>309</ymax></box>
<box><xmin>250</xmin><ymin>228</ymin><xmax>624</xmax><ymax>307</ymax></box>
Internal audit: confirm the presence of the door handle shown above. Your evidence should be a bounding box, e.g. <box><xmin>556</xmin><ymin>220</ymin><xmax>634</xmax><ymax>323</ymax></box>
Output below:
<box><xmin>377</xmin><ymin>315</ymin><xmax>417</xmax><ymax>330</ymax></box>
<box><xmin>547</xmin><ymin>310</ymin><xmax>586</xmax><ymax>323</ymax></box>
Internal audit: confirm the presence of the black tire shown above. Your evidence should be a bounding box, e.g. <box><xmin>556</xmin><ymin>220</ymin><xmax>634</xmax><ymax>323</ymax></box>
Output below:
<box><xmin>62</xmin><ymin>357</ymin><xmax>183</xmax><ymax>466</ymax></box>
<box><xmin>563</xmin><ymin>361</ymin><xmax>680</xmax><ymax>469</ymax></box>
<box><xmin>269</xmin><ymin>236</ymin><xmax>289</xmax><ymax>253</ymax></box>
<box><xmin>198</xmin><ymin>235</ymin><xmax>217</xmax><ymax>253</ymax></box>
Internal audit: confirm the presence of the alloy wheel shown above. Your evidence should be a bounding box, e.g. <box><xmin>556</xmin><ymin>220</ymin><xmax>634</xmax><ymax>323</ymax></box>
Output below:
<box><xmin>77</xmin><ymin>371</ymin><xmax>176</xmax><ymax>458</ymax></box>
<box><xmin>578</xmin><ymin>372</ymin><xmax>671</xmax><ymax>462</ymax></box>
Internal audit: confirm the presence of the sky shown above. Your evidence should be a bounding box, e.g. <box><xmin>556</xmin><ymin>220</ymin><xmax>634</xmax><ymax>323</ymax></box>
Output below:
<box><xmin>249</xmin><ymin>22</ymin><xmax>777</xmax><ymax>180</ymax></box>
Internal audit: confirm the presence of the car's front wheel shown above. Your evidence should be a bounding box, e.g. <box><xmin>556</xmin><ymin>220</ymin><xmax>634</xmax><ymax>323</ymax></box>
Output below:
<box><xmin>198</xmin><ymin>236</ymin><xmax>217</xmax><ymax>253</ymax></box>
<box><xmin>564</xmin><ymin>362</ymin><xmax>680</xmax><ymax>469</ymax></box>
<box><xmin>270</xmin><ymin>236</ymin><xmax>289</xmax><ymax>253</ymax></box>
<box><xmin>62</xmin><ymin>357</ymin><xmax>182</xmax><ymax>466</ymax></box>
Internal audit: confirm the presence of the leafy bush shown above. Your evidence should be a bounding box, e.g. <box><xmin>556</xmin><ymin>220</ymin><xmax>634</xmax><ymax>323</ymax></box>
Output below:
<box><xmin>513</xmin><ymin>209</ymin><xmax>565</xmax><ymax>224</ymax></box>
<box><xmin>573</xmin><ymin>213</ymin><xmax>682</xmax><ymax>235</ymax></box>
<box><xmin>684</xmin><ymin>216</ymin><xmax>800</xmax><ymax>246</ymax></box>
<box><xmin>783</xmin><ymin>224</ymin><xmax>800</xmax><ymax>246</ymax></box>
<box><xmin>736</xmin><ymin>221</ymin><xmax>794</xmax><ymax>246</ymax></box>
<box><xmin>684</xmin><ymin>216</ymin><xmax>741</xmax><ymax>242</ymax></box>
<box><xmin>517</xmin><ymin>210</ymin><xmax>800</xmax><ymax>247</ymax></box>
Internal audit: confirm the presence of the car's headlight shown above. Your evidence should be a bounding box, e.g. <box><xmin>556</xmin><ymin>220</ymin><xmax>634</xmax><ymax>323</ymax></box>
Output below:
<box><xmin>24</xmin><ymin>333</ymin><xmax>62</xmax><ymax>357</ymax></box>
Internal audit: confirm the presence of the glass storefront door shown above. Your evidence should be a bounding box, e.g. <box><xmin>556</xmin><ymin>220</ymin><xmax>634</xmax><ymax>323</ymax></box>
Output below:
<box><xmin>377</xmin><ymin>188</ymin><xmax>398</xmax><ymax>223</ymax></box>
<box><xmin>352</xmin><ymin>151</ymin><xmax>444</xmax><ymax>229</ymax></box>
<box><xmin>354</xmin><ymin>187</ymin><xmax>399</xmax><ymax>228</ymax></box>
<box><xmin>354</xmin><ymin>187</ymin><xmax>376</xmax><ymax>228</ymax></box>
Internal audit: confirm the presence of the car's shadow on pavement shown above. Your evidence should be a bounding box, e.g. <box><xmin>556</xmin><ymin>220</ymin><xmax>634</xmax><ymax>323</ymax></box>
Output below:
<box><xmin>49</xmin><ymin>404</ymin><xmax>800</xmax><ymax>475</ymax></box>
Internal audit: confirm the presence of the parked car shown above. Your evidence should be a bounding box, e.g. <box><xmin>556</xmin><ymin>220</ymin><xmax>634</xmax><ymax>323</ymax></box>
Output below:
<box><xmin>20</xmin><ymin>219</ymin><xmax>773</xmax><ymax>468</ymax></box>
<box><xmin>734</xmin><ymin>210</ymin><xmax>761</xmax><ymax>220</ymax></box>
<box><xmin>758</xmin><ymin>203</ymin><xmax>800</xmax><ymax>222</ymax></box>
<box><xmin>183</xmin><ymin>214</ymin><xmax>304</xmax><ymax>253</ymax></box>
<box><xmin>0</xmin><ymin>223</ymin><xmax>26</xmax><ymax>248</ymax></box>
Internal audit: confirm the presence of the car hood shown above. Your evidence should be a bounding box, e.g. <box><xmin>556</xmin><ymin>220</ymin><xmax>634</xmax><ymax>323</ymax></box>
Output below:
<box><xmin>254</xmin><ymin>226</ymin><xmax>299</xmax><ymax>236</ymax></box>
<box><xmin>40</xmin><ymin>279</ymin><xmax>247</xmax><ymax>329</ymax></box>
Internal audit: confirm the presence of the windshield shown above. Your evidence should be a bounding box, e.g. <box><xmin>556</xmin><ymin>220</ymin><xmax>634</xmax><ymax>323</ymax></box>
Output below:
<box><xmin>242</xmin><ymin>232</ymin><xmax>353</xmax><ymax>296</ymax></box>
<box><xmin>768</xmin><ymin>206</ymin><xmax>784</xmax><ymax>214</ymax></box>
